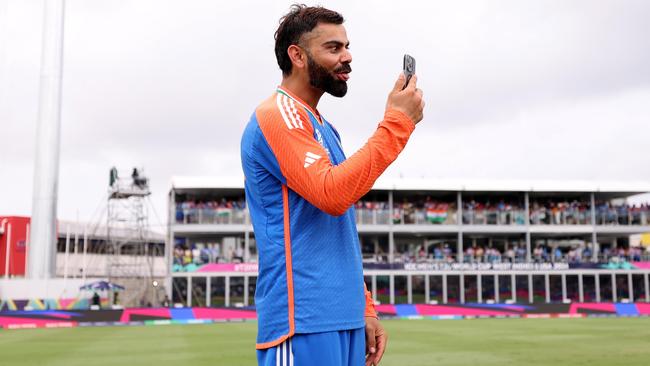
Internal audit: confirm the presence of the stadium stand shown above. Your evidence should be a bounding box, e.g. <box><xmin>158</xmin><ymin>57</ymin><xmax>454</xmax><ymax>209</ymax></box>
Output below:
<box><xmin>166</xmin><ymin>177</ymin><xmax>650</xmax><ymax>308</ymax></box>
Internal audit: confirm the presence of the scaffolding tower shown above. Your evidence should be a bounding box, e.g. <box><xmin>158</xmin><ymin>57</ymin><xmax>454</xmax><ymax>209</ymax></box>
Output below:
<box><xmin>105</xmin><ymin>167</ymin><xmax>158</xmax><ymax>306</ymax></box>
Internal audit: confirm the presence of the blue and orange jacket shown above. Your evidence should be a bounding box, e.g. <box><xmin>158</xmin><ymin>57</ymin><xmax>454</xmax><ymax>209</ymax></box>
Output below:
<box><xmin>240</xmin><ymin>86</ymin><xmax>415</xmax><ymax>349</ymax></box>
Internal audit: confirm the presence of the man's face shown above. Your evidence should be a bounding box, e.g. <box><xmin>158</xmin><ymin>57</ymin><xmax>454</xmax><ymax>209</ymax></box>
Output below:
<box><xmin>301</xmin><ymin>23</ymin><xmax>352</xmax><ymax>97</ymax></box>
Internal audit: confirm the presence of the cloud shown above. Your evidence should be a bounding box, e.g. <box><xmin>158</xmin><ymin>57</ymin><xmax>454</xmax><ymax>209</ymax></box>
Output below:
<box><xmin>1</xmin><ymin>0</ymin><xmax>650</xmax><ymax>223</ymax></box>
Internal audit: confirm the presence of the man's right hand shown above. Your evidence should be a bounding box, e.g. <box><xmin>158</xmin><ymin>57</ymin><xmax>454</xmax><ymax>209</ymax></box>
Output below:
<box><xmin>385</xmin><ymin>73</ymin><xmax>425</xmax><ymax>125</ymax></box>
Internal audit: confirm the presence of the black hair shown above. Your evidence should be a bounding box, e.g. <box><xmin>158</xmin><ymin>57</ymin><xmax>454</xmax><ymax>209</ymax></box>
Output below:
<box><xmin>274</xmin><ymin>4</ymin><xmax>344</xmax><ymax>76</ymax></box>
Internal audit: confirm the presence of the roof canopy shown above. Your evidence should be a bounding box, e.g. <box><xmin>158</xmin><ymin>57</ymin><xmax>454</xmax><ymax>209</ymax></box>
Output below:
<box><xmin>170</xmin><ymin>176</ymin><xmax>650</xmax><ymax>198</ymax></box>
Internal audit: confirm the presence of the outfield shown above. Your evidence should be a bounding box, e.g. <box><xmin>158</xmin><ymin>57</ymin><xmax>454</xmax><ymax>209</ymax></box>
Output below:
<box><xmin>2</xmin><ymin>318</ymin><xmax>649</xmax><ymax>366</ymax></box>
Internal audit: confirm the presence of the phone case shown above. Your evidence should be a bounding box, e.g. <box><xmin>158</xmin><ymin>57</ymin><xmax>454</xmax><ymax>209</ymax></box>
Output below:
<box><xmin>403</xmin><ymin>54</ymin><xmax>416</xmax><ymax>90</ymax></box>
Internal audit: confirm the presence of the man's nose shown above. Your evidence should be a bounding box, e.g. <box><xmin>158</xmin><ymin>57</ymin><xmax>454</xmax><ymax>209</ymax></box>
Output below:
<box><xmin>341</xmin><ymin>49</ymin><xmax>352</xmax><ymax>64</ymax></box>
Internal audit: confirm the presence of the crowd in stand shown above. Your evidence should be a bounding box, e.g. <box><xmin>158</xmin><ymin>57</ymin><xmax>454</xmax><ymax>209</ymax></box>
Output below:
<box><xmin>396</xmin><ymin>199</ymin><xmax>456</xmax><ymax>224</ymax></box>
<box><xmin>175</xmin><ymin>198</ymin><xmax>246</xmax><ymax>224</ymax></box>
<box><xmin>595</xmin><ymin>202</ymin><xmax>650</xmax><ymax>225</ymax></box>
<box><xmin>175</xmin><ymin>197</ymin><xmax>650</xmax><ymax>226</ymax></box>
<box><xmin>354</xmin><ymin>199</ymin><xmax>650</xmax><ymax>226</ymax></box>
<box><xmin>176</xmin><ymin>239</ymin><xmax>649</xmax><ymax>268</ymax></box>
<box><xmin>462</xmin><ymin>200</ymin><xmax>526</xmax><ymax>225</ymax></box>
<box><xmin>368</xmin><ymin>242</ymin><xmax>650</xmax><ymax>265</ymax></box>
<box><xmin>355</xmin><ymin>199</ymin><xmax>457</xmax><ymax>225</ymax></box>
<box><xmin>173</xmin><ymin>243</ymin><xmax>245</xmax><ymax>269</ymax></box>
<box><xmin>600</xmin><ymin>245</ymin><xmax>648</xmax><ymax>262</ymax></box>
<box><xmin>357</xmin><ymin>199</ymin><xmax>530</xmax><ymax>226</ymax></box>
<box><xmin>529</xmin><ymin>200</ymin><xmax>591</xmax><ymax>225</ymax></box>
<box><xmin>519</xmin><ymin>200</ymin><xmax>650</xmax><ymax>226</ymax></box>
<box><xmin>355</xmin><ymin>201</ymin><xmax>390</xmax><ymax>210</ymax></box>
<box><xmin>468</xmin><ymin>243</ymin><xmax>648</xmax><ymax>264</ymax></box>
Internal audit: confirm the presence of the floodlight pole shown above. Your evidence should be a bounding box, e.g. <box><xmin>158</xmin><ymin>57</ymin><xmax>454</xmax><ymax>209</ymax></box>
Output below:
<box><xmin>28</xmin><ymin>0</ymin><xmax>65</xmax><ymax>279</ymax></box>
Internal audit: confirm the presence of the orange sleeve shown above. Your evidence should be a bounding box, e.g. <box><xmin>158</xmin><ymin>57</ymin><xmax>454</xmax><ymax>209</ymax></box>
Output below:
<box><xmin>257</xmin><ymin>93</ymin><xmax>415</xmax><ymax>216</ymax></box>
<box><xmin>364</xmin><ymin>282</ymin><xmax>378</xmax><ymax>318</ymax></box>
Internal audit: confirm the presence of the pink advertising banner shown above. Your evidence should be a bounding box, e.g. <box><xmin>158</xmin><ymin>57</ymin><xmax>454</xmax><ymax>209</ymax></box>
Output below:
<box><xmin>197</xmin><ymin>263</ymin><xmax>259</xmax><ymax>273</ymax></box>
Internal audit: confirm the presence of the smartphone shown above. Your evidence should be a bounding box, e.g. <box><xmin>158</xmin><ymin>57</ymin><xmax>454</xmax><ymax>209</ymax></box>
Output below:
<box><xmin>402</xmin><ymin>54</ymin><xmax>416</xmax><ymax>90</ymax></box>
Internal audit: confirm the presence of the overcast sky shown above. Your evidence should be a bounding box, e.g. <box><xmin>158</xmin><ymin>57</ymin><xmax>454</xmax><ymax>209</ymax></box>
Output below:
<box><xmin>1</xmin><ymin>0</ymin><xmax>650</xmax><ymax>230</ymax></box>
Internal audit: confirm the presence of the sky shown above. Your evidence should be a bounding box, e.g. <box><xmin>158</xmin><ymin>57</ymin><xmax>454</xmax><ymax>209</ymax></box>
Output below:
<box><xmin>1</xmin><ymin>0</ymin><xmax>650</xmax><ymax>230</ymax></box>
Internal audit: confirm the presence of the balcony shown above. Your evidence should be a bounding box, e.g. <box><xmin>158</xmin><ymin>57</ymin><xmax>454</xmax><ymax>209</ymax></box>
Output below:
<box><xmin>462</xmin><ymin>209</ymin><xmax>527</xmax><ymax>226</ymax></box>
<box><xmin>171</xmin><ymin>198</ymin><xmax>650</xmax><ymax>234</ymax></box>
<box><xmin>175</xmin><ymin>208</ymin><xmax>247</xmax><ymax>225</ymax></box>
<box><xmin>595</xmin><ymin>208</ymin><xmax>650</xmax><ymax>226</ymax></box>
<box><xmin>530</xmin><ymin>208</ymin><xmax>591</xmax><ymax>225</ymax></box>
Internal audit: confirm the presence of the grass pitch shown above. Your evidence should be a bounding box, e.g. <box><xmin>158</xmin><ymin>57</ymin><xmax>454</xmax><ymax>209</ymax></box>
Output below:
<box><xmin>1</xmin><ymin>318</ymin><xmax>649</xmax><ymax>366</ymax></box>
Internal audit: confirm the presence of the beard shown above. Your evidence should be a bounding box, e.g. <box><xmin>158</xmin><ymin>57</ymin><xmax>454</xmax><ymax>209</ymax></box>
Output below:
<box><xmin>306</xmin><ymin>53</ymin><xmax>351</xmax><ymax>98</ymax></box>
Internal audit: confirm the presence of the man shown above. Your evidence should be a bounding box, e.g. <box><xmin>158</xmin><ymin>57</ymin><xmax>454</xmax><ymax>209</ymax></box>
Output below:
<box><xmin>240</xmin><ymin>5</ymin><xmax>424</xmax><ymax>366</ymax></box>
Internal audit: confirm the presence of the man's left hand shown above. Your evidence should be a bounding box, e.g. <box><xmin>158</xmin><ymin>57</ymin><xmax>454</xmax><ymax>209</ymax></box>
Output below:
<box><xmin>365</xmin><ymin>316</ymin><xmax>387</xmax><ymax>366</ymax></box>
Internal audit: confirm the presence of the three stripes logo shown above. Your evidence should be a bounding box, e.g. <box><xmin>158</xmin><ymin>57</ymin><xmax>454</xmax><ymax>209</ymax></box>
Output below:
<box><xmin>275</xmin><ymin>92</ymin><xmax>324</xmax><ymax>170</ymax></box>
<box><xmin>276</xmin><ymin>94</ymin><xmax>304</xmax><ymax>130</ymax></box>
<box><xmin>303</xmin><ymin>151</ymin><xmax>321</xmax><ymax>168</ymax></box>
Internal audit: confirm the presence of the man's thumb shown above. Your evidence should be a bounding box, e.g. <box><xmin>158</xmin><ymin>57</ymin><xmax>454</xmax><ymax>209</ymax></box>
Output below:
<box><xmin>393</xmin><ymin>72</ymin><xmax>406</xmax><ymax>92</ymax></box>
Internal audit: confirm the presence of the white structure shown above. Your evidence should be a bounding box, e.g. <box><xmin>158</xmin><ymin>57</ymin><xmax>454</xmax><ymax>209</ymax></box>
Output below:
<box><xmin>28</xmin><ymin>0</ymin><xmax>65</xmax><ymax>279</ymax></box>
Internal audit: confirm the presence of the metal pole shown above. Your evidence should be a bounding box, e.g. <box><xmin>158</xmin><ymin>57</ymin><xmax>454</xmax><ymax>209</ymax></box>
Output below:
<box><xmin>206</xmin><ymin>276</ymin><xmax>211</xmax><ymax>307</ymax></box>
<box><xmin>561</xmin><ymin>274</ymin><xmax>567</xmax><ymax>301</ymax></box>
<box><xmin>388</xmin><ymin>231</ymin><xmax>395</xmax><ymax>264</ymax></box>
<box><xmin>81</xmin><ymin>227</ymin><xmax>87</xmax><ymax>283</ymax></box>
<box><xmin>244</xmin><ymin>275</ymin><xmax>249</xmax><ymax>306</ymax></box>
<box><xmin>371</xmin><ymin>275</ymin><xmax>377</xmax><ymax>303</ymax></box>
<box><xmin>528</xmin><ymin>274</ymin><xmax>533</xmax><ymax>304</ymax></box>
<box><xmin>63</xmin><ymin>224</ymin><xmax>70</xmax><ymax>282</ymax></box>
<box><xmin>244</xmin><ymin>206</ymin><xmax>250</xmax><ymax>262</ymax></box>
<box><xmin>525</xmin><ymin>192</ymin><xmax>531</xmax><ymax>262</ymax></box>
<box><xmin>388</xmin><ymin>191</ymin><xmax>394</xmax><ymax>225</ymax></box>
<box><xmin>457</xmin><ymin>192</ymin><xmax>463</xmax><ymax>263</ymax></box>
<box><xmin>166</xmin><ymin>189</ymin><xmax>175</xmax><ymax>300</ymax></box>
<box><xmin>510</xmin><ymin>274</ymin><xmax>517</xmax><ymax>302</ymax></box>
<box><xmin>244</xmin><ymin>232</ymin><xmax>250</xmax><ymax>263</ymax></box>
<box><xmin>225</xmin><ymin>276</ymin><xmax>230</xmax><ymax>307</ymax></box>
<box><xmin>388</xmin><ymin>191</ymin><xmax>394</xmax><ymax>263</ymax></box>
<box><xmin>459</xmin><ymin>274</ymin><xmax>465</xmax><ymax>304</ymax></box>
<box><xmin>28</xmin><ymin>0</ymin><xmax>66</xmax><ymax>279</ymax></box>
<box><xmin>494</xmin><ymin>274</ymin><xmax>499</xmax><ymax>303</ymax></box>
<box><xmin>4</xmin><ymin>223</ymin><xmax>11</xmax><ymax>278</ymax></box>
<box><xmin>457</xmin><ymin>232</ymin><xmax>463</xmax><ymax>264</ymax></box>
<box><xmin>578</xmin><ymin>274</ymin><xmax>584</xmax><ymax>303</ymax></box>
<box><xmin>591</xmin><ymin>193</ymin><xmax>598</xmax><ymax>262</ymax></box>
<box><xmin>645</xmin><ymin>273</ymin><xmax>649</xmax><ymax>303</ymax></box>
<box><xmin>389</xmin><ymin>275</ymin><xmax>395</xmax><ymax>304</ymax></box>
<box><xmin>424</xmin><ymin>275</ymin><xmax>430</xmax><ymax>303</ymax></box>
<box><xmin>407</xmin><ymin>275</ymin><xmax>412</xmax><ymax>304</ymax></box>
<box><xmin>628</xmin><ymin>273</ymin><xmax>634</xmax><ymax>302</ymax></box>
<box><xmin>612</xmin><ymin>273</ymin><xmax>617</xmax><ymax>302</ymax></box>
<box><xmin>545</xmin><ymin>274</ymin><xmax>550</xmax><ymax>303</ymax></box>
<box><xmin>73</xmin><ymin>217</ymin><xmax>78</xmax><ymax>279</ymax></box>
<box><xmin>442</xmin><ymin>274</ymin><xmax>448</xmax><ymax>304</ymax></box>
<box><xmin>477</xmin><ymin>274</ymin><xmax>482</xmax><ymax>303</ymax></box>
<box><xmin>457</xmin><ymin>191</ymin><xmax>463</xmax><ymax>226</ymax></box>
<box><xmin>595</xmin><ymin>274</ymin><xmax>601</xmax><ymax>302</ymax></box>
<box><xmin>187</xmin><ymin>276</ymin><xmax>192</xmax><ymax>306</ymax></box>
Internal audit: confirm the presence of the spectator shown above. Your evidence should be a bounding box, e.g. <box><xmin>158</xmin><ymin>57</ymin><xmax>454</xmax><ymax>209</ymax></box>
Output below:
<box><xmin>553</xmin><ymin>247</ymin><xmax>563</xmax><ymax>263</ymax></box>
<box><xmin>234</xmin><ymin>245</ymin><xmax>244</xmax><ymax>263</ymax></box>
<box><xmin>92</xmin><ymin>292</ymin><xmax>100</xmax><ymax>308</ymax></box>
<box><xmin>475</xmin><ymin>246</ymin><xmax>484</xmax><ymax>263</ymax></box>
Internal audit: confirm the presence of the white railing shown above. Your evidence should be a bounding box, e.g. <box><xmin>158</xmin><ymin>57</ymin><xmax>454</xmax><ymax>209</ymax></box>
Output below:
<box><xmin>173</xmin><ymin>205</ymin><xmax>650</xmax><ymax>227</ymax></box>
<box><xmin>463</xmin><ymin>209</ymin><xmax>527</xmax><ymax>225</ymax></box>
<box><xmin>176</xmin><ymin>208</ymin><xmax>247</xmax><ymax>225</ymax></box>
<box><xmin>171</xmin><ymin>269</ymin><xmax>650</xmax><ymax>306</ymax></box>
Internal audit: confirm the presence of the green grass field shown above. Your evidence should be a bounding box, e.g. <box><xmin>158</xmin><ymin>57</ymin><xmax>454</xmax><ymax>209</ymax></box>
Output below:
<box><xmin>2</xmin><ymin>318</ymin><xmax>649</xmax><ymax>366</ymax></box>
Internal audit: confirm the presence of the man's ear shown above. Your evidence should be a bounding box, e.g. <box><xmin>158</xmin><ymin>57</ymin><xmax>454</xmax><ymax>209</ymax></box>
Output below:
<box><xmin>287</xmin><ymin>44</ymin><xmax>306</xmax><ymax>71</ymax></box>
